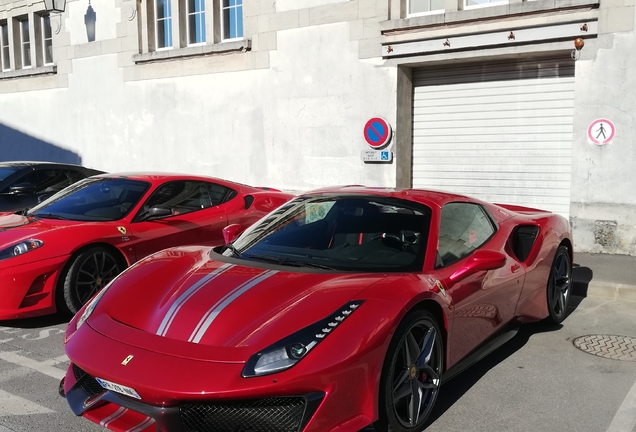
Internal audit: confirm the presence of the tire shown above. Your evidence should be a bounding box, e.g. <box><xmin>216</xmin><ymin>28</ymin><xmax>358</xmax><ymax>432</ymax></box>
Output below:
<box><xmin>375</xmin><ymin>309</ymin><xmax>444</xmax><ymax>432</ymax></box>
<box><xmin>545</xmin><ymin>245</ymin><xmax>572</xmax><ymax>324</ymax></box>
<box><xmin>59</xmin><ymin>246</ymin><xmax>123</xmax><ymax>315</ymax></box>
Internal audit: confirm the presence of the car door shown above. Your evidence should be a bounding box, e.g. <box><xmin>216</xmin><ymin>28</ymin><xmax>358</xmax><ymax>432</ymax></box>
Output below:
<box><xmin>433</xmin><ymin>202</ymin><xmax>525</xmax><ymax>366</ymax></box>
<box><xmin>128</xmin><ymin>180</ymin><xmax>229</xmax><ymax>261</ymax></box>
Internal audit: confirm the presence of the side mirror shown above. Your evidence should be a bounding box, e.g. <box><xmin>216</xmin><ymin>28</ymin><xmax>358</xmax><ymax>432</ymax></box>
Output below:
<box><xmin>10</xmin><ymin>183</ymin><xmax>37</xmax><ymax>195</ymax></box>
<box><xmin>449</xmin><ymin>250</ymin><xmax>507</xmax><ymax>283</ymax></box>
<box><xmin>144</xmin><ymin>206</ymin><xmax>172</xmax><ymax>221</ymax></box>
<box><xmin>223</xmin><ymin>223</ymin><xmax>242</xmax><ymax>244</ymax></box>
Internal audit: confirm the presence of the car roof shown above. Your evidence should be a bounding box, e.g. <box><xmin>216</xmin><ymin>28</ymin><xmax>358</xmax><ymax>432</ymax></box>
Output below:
<box><xmin>0</xmin><ymin>161</ymin><xmax>89</xmax><ymax>168</ymax></box>
<box><xmin>301</xmin><ymin>185</ymin><xmax>479</xmax><ymax>208</ymax></box>
<box><xmin>92</xmin><ymin>172</ymin><xmax>253</xmax><ymax>188</ymax></box>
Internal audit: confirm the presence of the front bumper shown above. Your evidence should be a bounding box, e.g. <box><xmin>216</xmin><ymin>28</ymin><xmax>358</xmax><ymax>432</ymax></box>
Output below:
<box><xmin>63</xmin><ymin>366</ymin><xmax>324</xmax><ymax>432</ymax></box>
<box><xmin>0</xmin><ymin>254</ymin><xmax>68</xmax><ymax>319</ymax></box>
<box><xmin>63</xmin><ymin>319</ymin><xmax>379</xmax><ymax>432</ymax></box>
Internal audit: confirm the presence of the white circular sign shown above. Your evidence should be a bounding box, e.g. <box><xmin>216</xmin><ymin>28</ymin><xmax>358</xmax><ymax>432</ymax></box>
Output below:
<box><xmin>587</xmin><ymin>119</ymin><xmax>616</xmax><ymax>145</ymax></box>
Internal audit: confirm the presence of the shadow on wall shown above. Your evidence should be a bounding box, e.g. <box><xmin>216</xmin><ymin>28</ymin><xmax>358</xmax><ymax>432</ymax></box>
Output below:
<box><xmin>0</xmin><ymin>123</ymin><xmax>82</xmax><ymax>164</ymax></box>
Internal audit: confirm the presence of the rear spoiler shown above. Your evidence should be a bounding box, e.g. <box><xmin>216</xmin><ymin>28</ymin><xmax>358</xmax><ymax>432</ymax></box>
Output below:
<box><xmin>495</xmin><ymin>203</ymin><xmax>552</xmax><ymax>214</ymax></box>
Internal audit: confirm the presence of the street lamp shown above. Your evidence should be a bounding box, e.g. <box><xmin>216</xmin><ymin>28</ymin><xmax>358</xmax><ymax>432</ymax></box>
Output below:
<box><xmin>43</xmin><ymin>0</ymin><xmax>66</xmax><ymax>13</ymax></box>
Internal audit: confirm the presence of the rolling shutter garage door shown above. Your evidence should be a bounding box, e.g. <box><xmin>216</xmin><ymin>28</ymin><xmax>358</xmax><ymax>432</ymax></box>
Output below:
<box><xmin>412</xmin><ymin>57</ymin><xmax>575</xmax><ymax>217</ymax></box>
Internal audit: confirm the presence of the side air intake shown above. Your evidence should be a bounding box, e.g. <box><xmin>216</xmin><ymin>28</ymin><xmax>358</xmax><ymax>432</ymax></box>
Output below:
<box><xmin>511</xmin><ymin>226</ymin><xmax>540</xmax><ymax>262</ymax></box>
<box><xmin>244</xmin><ymin>195</ymin><xmax>254</xmax><ymax>209</ymax></box>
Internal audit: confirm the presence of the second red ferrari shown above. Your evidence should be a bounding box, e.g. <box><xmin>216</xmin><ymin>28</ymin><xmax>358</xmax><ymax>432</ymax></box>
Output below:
<box><xmin>0</xmin><ymin>173</ymin><xmax>292</xmax><ymax>320</ymax></box>
<box><xmin>61</xmin><ymin>186</ymin><xmax>573</xmax><ymax>432</ymax></box>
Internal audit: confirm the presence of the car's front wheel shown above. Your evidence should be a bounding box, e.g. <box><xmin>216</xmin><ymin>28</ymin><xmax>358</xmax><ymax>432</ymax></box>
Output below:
<box><xmin>375</xmin><ymin>309</ymin><xmax>443</xmax><ymax>432</ymax></box>
<box><xmin>546</xmin><ymin>245</ymin><xmax>572</xmax><ymax>324</ymax></box>
<box><xmin>60</xmin><ymin>246</ymin><xmax>124</xmax><ymax>315</ymax></box>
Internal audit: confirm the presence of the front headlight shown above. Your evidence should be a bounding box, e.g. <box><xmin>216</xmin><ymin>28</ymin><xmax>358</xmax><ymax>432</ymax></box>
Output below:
<box><xmin>0</xmin><ymin>239</ymin><xmax>44</xmax><ymax>261</ymax></box>
<box><xmin>242</xmin><ymin>300</ymin><xmax>364</xmax><ymax>377</ymax></box>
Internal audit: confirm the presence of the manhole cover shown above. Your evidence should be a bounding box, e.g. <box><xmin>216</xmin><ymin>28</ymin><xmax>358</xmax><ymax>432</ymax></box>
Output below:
<box><xmin>573</xmin><ymin>335</ymin><xmax>636</xmax><ymax>362</ymax></box>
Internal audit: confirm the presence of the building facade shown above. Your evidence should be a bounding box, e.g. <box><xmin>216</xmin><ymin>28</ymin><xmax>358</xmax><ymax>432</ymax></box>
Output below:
<box><xmin>0</xmin><ymin>0</ymin><xmax>634</xmax><ymax>254</ymax></box>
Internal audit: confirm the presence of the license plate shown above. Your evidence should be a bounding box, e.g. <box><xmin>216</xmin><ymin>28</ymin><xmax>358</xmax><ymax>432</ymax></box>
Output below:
<box><xmin>96</xmin><ymin>378</ymin><xmax>142</xmax><ymax>400</ymax></box>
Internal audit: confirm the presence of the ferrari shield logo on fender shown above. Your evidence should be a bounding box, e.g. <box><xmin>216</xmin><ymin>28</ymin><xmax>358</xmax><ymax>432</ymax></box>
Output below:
<box><xmin>117</xmin><ymin>226</ymin><xmax>127</xmax><ymax>235</ymax></box>
<box><xmin>434</xmin><ymin>280</ymin><xmax>446</xmax><ymax>297</ymax></box>
<box><xmin>121</xmin><ymin>355</ymin><xmax>134</xmax><ymax>366</ymax></box>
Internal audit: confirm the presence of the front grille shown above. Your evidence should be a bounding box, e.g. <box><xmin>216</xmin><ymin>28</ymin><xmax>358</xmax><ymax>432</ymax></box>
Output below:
<box><xmin>72</xmin><ymin>364</ymin><xmax>105</xmax><ymax>398</ymax></box>
<box><xmin>180</xmin><ymin>397</ymin><xmax>306</xmax><ymax>432</ymax></box>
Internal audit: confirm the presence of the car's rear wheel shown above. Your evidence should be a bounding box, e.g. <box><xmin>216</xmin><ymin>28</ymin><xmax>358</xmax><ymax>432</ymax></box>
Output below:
<box><xmin>375</xmin><ymin>309</ymin><xmax>443</xmax><ymax>432</ymax></box>
<box><xmin>60</xmin><ymin>247</ymin><xmax>123</xmax><ymax>315</ymax></box>
<box><xmin>546</xmin><ymin>245</ymin><xmax>572</xmax><ymax>324</ymax></box>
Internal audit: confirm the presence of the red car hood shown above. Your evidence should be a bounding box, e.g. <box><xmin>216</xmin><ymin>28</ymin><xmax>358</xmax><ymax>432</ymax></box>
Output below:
<box><xmin>0</xmin><ymin>213</ymin><xmax>69</xmax><ymax>248</ymax></box>
<box><xmin>97</xmin><ymin>248</ymin><xmax>380</xmax><ymax>359</ymax></box>
<box><xmin>0</xmin><ymin>214</ymin><xmax>124</xmax><ymax>263</ymax></box>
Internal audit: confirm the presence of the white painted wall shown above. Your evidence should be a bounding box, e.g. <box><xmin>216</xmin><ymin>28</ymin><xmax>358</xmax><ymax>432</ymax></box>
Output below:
<box><xmin>571</xmin><ymin>26</ymin><xmax>636</xmax><ymax>254</ymax></box>
<box><xmin>276</xmin><ymin>0</ymin><xmax>351</xmax><ymax>13</ymax></box>
<box><xmin>0</xmin><ymin>22</ymin><xmax>397</xmax><ymax>192</ymax></box>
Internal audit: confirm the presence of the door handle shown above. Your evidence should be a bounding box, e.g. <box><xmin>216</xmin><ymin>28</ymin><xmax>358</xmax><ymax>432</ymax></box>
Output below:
<box><xmin>511</xmin><ymin>264</ymin><xmax>521</xmax><ymax>273</ymax></box>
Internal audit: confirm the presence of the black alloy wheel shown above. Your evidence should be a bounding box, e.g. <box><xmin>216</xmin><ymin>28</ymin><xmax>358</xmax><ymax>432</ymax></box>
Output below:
<box><xmin>546</xmin><ymin>245</ymin><xmax>572</xmax><ymax>324</ymax></box>
<box><xmin>375</xmin><ymin>310</ymin><xmax>443</xmax><ymax>432</ymax></box>
<box><xmin>61</xmin><ymin>246</ymin><xmax>123</xmax><ymax>315</ymax></box>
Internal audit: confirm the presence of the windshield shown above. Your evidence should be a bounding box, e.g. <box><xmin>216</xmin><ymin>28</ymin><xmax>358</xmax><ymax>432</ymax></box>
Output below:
<box><xmin>224</xmin><ymin>195</ymin><xmax>431</xmax><ymax>272</ymax></box>
<box><xmin>0</xmin><ymin>167</ymin><xmax>19</xmax><ymax>182</ymax></box>
<box><xmin>28</xmin><ymin>178</ymin><xmax>150</xmax><ymax>221</ymax></box>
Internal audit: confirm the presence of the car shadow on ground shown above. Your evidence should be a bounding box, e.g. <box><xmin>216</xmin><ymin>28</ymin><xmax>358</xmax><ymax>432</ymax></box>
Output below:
<box><xmin>425</xmin><ymin>263</ymin><xmax>594</xmax><ymax>427</ymax></box>
<box><xmin>571</xmin><ymin>262</ymin><xmax>593</xmax><ymax>300</ymax></box>
<box><xmin>0</xmin><ymin>314</ymin><xmax>70</xmax><ymax>329</ymax></box>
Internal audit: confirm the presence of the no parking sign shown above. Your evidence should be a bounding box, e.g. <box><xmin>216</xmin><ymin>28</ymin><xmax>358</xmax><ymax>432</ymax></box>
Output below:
<box><xmin>363</xmin><ymin>117</ymin><xmax>392</xmax><ymax>149</ymax></box>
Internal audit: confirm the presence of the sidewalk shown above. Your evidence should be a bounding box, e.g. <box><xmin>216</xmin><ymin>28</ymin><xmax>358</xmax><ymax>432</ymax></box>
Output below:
<box><xmin>573</xmin><ymin>252</ymin><xmax>636</xmax><ymax>302</ymax></box>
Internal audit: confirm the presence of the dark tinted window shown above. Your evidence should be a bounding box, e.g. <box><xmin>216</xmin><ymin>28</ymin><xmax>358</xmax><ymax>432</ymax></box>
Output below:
<box><xmin>207</xmin><ymin>183</ymin><xmax>236</xmax><ymax>205</ymax></box>
<box><xmin>67</xmin><ymin>169</ymin><xmax>87</xmax><ymax>183</ymax></box>
<box><xmin>28</xmin><ymin>178</ymin><xmax>149</xmax><ymax>221</ymax></box>
<box><xmin>12</xmin><ymin>169</ymin><xmax>75</xmax><ymax>193</ymax></box>
<box><xmin>437</xmin><ymin>203</ymin><xmax>496</xmax><ymax>267</ymax></box>
<box><xmin>0</xmin><ymin>167</ymin><xmax>19</xmax><ymax>182</ymax></box>
<box><xmin>139</xmin><ymin>181</ymin><xmax>212</xmax><ymax>217</ymax></box>
<box><xmin>224</xmin><ymin>195</ymin><xmax>432</xmax><ymax>272</ymax></box>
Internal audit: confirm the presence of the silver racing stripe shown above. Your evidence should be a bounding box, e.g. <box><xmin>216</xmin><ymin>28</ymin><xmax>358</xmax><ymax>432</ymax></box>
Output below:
<box><xmin>189</xmin><ymin>270</ymin><xmax>278</xmax><ymax>344</ymax></box>
<box><xmin>156</xmin><ymin>263</ymin><xmax>233</xmax><ymax>337</ymax></box>
<box><xmin>126</xmin><ymin>417</ymin><xmax>155</xmax><ymax>432</ymax></box>
<box><xmin>100</xmin><ymin>406</ymin><xmax>128</xmax><ymax>427</ymax></box>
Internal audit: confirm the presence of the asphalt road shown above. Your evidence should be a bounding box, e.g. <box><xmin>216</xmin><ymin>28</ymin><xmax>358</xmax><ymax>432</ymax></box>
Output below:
<box><xmin>0</xmin><ymin>289</ymin><xmax>634</xmax><ymax>432</ymax></box>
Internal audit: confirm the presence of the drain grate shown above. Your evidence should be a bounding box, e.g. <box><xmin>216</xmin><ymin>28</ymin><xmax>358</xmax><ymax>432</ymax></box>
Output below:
<box><xmin>573</xmin><ymin>335</ymin><xmax>636</xmax><ymax>362</ymax></box>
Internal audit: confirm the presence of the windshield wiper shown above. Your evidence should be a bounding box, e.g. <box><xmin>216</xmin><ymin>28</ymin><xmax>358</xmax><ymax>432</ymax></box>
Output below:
<box><xmin>290</xmin><ymin>261</ymin><xmax>337</xmax><ymax>271</ymax></box>
<box><xmin>245</xmin><ymin>254</ymin><xmax>335</xmax><ymax>270</ymax></box>
<box><xmin>33</xmin><ymin>213</ymin><xmax>69</xmax><ymax>220</ymax></box>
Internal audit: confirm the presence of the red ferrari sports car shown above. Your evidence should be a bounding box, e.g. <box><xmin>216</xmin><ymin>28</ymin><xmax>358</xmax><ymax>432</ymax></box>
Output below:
<box><xmin>0</xmin><ymin>173</ymin><xmax>292</xmax><ymax>320</ymax></box>
<box><xmin>61</xmin><ymin>186</ymin><xmax>573</xmax><ymax>432</ymax></box>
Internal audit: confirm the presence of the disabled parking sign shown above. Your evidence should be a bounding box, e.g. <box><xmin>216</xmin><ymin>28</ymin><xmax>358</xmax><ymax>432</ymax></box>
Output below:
<box><xmin>363</xmin><ymin>117</ymin><xmax>392</xmax><ymax>149</ymax></box>
<box><xmin>361</xmin><ymin>150</ymin><xmax>393</xmax><ymax>162</ymax></box>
